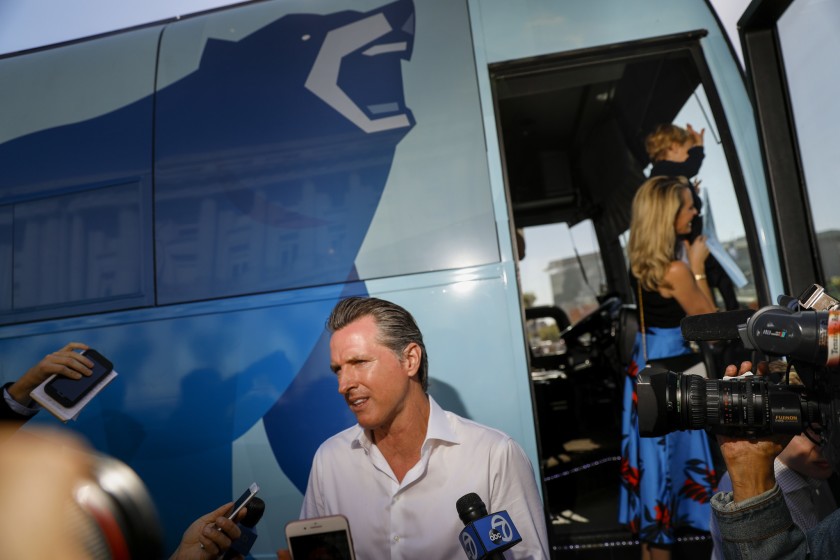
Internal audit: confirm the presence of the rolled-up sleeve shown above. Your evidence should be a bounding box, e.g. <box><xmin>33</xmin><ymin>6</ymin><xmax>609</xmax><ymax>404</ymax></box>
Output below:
<box><xmin>711</xmin><ymin>485</ymin><xmax>807</xmax><ymax>559</ymax></box>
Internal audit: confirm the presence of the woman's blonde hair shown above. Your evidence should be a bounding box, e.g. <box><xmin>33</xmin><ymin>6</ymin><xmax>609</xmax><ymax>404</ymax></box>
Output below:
<box><xmin>645</xmin><ymin>123</ymin><xmax>691</xmax><ymax>163</ymax></box>
<box><xmin>628</xmin><ymin>176</ymin><xmax>691</xmax><ymax>291</ymax></box>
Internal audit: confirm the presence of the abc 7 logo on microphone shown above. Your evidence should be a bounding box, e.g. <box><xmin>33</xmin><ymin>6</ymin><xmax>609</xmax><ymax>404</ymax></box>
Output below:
<box><xmin>460</xmin><ymin>514</ymin><xmax>515</xmax><ymax>560</ymax></box>
<box><xmin>489</xmin><ymin>513</ymin><xmax>515</xmax><ymax>543</ymax></box>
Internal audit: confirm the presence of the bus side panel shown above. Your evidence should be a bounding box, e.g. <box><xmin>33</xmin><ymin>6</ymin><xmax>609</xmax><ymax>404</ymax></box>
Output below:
<box><xmin>0</xmin><ymin>0</ymin><xmax>536</xmax><ymax>556</ymax></box>
<box><xmin>6</xmin><ymin>286</ymin><xmax>347</xmax><ymax>554</ymax></box>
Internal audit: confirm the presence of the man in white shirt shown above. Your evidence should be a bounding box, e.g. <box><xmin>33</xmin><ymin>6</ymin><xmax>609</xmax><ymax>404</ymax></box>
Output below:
<box><xmin>279</xmin><ymin>296</ymin><xmax>550</xmax><ymax>559</ymax></box>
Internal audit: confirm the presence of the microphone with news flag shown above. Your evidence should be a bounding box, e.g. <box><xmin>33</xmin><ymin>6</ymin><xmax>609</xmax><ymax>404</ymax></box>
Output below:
<box><xmin>456</xmin><ymin>492</ymin><xmax>521</xmax><ymax>560</ymax></box>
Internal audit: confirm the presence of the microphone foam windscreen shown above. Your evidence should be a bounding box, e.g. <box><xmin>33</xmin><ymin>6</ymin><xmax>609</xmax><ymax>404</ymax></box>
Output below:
<box><xmin>456</xmin><ymin>492</ymin><xmax>487</xmax><ymax>524</ymax></box>
<box><xmin>680</xmin><ymin>309</ymin><xmax>754</xmax><ymax>340</ymax></box>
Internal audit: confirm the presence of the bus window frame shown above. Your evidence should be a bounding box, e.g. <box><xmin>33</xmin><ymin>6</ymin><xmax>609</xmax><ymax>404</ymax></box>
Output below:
<box><xmin>738</xmin><ymin>0</ymin><xmax>824</xmax><ymax>294</ymax></box>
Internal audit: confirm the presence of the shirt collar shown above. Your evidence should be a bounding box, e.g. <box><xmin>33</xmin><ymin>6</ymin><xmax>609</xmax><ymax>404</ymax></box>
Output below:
<box><xmin>350</xmin><ymin>395</ymin><xmax>461</xmax><ymax>452</ymax></box>
<box><xmin>424</xmin><ymin>396</ymin><xmax>460</xmax><ymax>446</ymax></box>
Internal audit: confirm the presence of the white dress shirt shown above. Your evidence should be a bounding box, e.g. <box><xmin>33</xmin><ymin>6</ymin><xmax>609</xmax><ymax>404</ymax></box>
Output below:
<box><xmin>300</xmin><ymin>396</ymin><xmax>550</xmax><ymax>559</ymax></box>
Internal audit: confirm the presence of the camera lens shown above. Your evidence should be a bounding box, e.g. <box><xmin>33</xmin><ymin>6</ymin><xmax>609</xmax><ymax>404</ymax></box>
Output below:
<box><xmin>637</xmin><ymin>371</ymin><xmax>817</xmax><ymax>437</ymax></box>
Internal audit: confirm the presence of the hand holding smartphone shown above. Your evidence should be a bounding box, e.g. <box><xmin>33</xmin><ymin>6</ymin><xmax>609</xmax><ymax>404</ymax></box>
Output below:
<box><xmin>285</xmin><ymin>515</ymin><xmax>356</xmax><ymax>560</ymax></box>
<box><xmin>43</xmin><ymin>348</ymin><xmax>113</xmax><ymax>408</ymax></box>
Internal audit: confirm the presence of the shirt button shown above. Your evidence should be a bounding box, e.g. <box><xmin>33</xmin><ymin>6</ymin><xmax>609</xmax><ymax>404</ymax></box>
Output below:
<box><xmin>393</xmin><ymin>536</ymin><xmax>400</xmax><ymax>543</ymax></box>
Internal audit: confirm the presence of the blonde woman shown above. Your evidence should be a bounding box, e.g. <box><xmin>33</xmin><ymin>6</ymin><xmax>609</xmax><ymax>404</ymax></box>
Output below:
<box><xmin>619</xmin><ymin>175</ymin><xmax>718</xmax><ymax>560</ymax></box>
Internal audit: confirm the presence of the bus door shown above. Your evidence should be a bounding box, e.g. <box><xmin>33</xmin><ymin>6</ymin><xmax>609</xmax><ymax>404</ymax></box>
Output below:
<box><xmin>483</xmin><ymin>23</ymin><xmax>766</xmax><ymax>554</ymax></box>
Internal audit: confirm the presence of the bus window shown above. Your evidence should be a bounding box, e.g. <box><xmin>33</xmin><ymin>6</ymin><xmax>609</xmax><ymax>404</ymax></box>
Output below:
<box><xmin>520</xmin><ymin>220</ymin><xmax>603</xmax><ymax>325</ymax></box>
<box><xmin>778</xmin><ymin>0</ymin><xmax>840</xmax><ymax>297</ymax></box>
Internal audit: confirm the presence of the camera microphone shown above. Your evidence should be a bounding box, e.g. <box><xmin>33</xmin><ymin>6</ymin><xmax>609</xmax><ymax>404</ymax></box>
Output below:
<box><xmin>222</xmin><ymin>496</ymin><xmax>265</xmax><ymax>559</ymax></box>
<box><xmin>455</xmin><ymin>493</ymin><xmax>521</xmax><ymax>560</ymax></box>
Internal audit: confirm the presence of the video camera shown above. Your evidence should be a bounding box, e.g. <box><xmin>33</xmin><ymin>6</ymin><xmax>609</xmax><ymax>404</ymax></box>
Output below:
<box><xmin>637</xmin><ymin>283</ymin><xmax>840</xmax><ymax>466</ymax></box>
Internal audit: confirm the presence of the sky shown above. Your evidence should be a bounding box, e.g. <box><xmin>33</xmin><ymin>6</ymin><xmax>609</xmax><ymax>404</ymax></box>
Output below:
<box><xmin>0</xmin><ymin>0</ymin><xmax>236</xmax><ymax>55</ymax></box>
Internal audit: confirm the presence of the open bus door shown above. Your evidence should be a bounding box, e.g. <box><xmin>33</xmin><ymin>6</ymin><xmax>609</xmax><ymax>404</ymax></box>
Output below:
<box><xmin>496</xmin><ymin>0</ymin><xmax>840</xmax><ymax>555</ymax></box>
<box><xmin>484</xmin><ymin>12</ymin><xmax>769</xmax><ymax>558</ymax></box>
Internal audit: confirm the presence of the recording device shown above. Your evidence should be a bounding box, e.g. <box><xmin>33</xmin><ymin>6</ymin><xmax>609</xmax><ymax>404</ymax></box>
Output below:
<box><xmin>227</xmin><ymin>482</ymin><xmax>259</xmax><ymax>520</ymax></box>
<box><xmin>223</xmin><ymin>496</ymin><xmax>265</xmax><ymax>559</ymax></box>
<box><xmin>637</xmin><ymin>283</ymin><xmax>840</xmax><ymax>467</ymax></box>
<box><xmin>285</xmin><ymin>515</ymin><xmax>356</xmax><ymax>560</ymax></box>
<box><xmin>44</xmin><ymin>349</ymin><xmax>113</xmax><ymax>407</ymax></box>
<box><xmin>455</xmin><ymin>493</ymin><xmax>522</xmax><ymax>560</ymax></box>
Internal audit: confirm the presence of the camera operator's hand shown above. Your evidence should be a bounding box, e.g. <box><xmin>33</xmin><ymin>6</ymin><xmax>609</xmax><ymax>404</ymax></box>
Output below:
<box><xmin>716</xmin><ymin>360</ymin><xmax>793</xmax><ymax>503</ymax></box>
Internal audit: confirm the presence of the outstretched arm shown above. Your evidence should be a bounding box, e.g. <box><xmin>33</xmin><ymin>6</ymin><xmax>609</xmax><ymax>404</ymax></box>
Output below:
<box><xmin>7</xmin><ymin>342</ymin><xmax>92</xmax><ymax>406</ymax></box>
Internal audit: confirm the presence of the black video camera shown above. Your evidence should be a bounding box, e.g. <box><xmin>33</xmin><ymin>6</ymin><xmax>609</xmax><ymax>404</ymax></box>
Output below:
<box><xmin>637</xmin><ymin>284</ymin><xmax>840</xmax><ymax>466</ymax></box>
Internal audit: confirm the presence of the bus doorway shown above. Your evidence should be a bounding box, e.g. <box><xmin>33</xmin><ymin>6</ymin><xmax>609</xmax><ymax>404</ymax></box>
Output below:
<box><xmin>492</xmin><ymin>32</ymin><xmax>757</xmax><ymax>557</ymax></box>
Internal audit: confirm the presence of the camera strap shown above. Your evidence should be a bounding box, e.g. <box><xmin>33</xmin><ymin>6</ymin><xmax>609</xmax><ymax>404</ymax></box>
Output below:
<box><xmin>638</xmin><ymin>281</ymin><xmax>648</xmax><ymax>363</ymax></box>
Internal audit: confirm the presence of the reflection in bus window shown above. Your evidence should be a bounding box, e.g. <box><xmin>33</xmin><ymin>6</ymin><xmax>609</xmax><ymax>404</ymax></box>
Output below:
<box><xmin>519</xmin><ymin>220</ymin><xmax>603</xmax><ymax>323</ymax></box>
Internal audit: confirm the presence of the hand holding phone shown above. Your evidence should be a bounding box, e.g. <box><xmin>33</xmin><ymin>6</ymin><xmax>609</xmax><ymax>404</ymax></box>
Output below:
<box><xmin>43</xmin><ymin>348</ymin><xmax>113</xmax><ymax>408</ymax></box>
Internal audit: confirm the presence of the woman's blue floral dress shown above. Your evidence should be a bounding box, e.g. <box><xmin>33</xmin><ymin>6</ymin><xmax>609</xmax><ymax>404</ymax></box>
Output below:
<box><xmin>619</xmin><ymin>325</ymin><xmax>718</xmax><ymax>546</ymax></box>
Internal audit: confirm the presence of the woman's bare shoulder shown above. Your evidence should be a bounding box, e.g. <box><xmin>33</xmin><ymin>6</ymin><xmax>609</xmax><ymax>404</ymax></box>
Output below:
<box><xmin>664</xmin><ymin>260</ymin><xmax>692</xmax><ymax>279</ymax></box>
<box><xmin>660</xmin><ymin>260</ymin><xmax>692</xmax><ymax>295</ymax></box>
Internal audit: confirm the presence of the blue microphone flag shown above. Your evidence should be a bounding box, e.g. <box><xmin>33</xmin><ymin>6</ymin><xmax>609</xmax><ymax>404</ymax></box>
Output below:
<box><xmin>459</xmin><ymin>510</ymin><xmax>522</xmax><ymax>560</ymax></box>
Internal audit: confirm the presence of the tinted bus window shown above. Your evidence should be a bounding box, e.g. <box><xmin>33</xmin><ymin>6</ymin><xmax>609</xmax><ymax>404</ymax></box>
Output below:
<box><xmin>154</xmin><ymin>1</ymin><xmax>499</xmax><ymax>305</ymax></box>
<box><xmin>13</xmin><ymin>183</ymin><xmax>145</xmax><ymax>311</ymax></box>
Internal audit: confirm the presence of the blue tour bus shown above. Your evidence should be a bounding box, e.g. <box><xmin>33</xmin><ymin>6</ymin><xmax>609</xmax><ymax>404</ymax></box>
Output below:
<box><xmin>0</xmin><ymin>0</ymin><xmax>835</xmax><ymax>557</ymax></box>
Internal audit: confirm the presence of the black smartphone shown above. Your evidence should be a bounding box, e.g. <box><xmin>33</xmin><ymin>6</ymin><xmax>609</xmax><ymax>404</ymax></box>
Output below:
<box><xmin>44</xmin><ymin>348</ymin><xmax>113</xmax><ymax>407</ymax></box>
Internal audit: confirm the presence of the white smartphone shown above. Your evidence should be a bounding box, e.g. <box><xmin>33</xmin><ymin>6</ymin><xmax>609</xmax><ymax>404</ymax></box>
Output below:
<box><xmin>227</xmin><ymin>482</ymin><xmax>259</xmax><ymax>520</ymax></box>
<box><xmin>285</xmin><ymin>515</ymin><xmax>356</xmax><ymax>560</ymax></box>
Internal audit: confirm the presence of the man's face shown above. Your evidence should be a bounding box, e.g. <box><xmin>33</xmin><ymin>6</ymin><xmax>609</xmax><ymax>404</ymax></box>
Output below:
<box><xmin>329</xmin><ymin>315</ymin><xmax>413</xmax><ymax>431</ymax></box>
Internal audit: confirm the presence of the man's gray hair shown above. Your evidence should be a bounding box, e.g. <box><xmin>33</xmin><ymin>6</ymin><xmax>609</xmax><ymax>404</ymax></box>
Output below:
<box><xmin>327</xmin><ymin>296</ymin><xmax>429</xmax><ymax>391</ymax></box>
